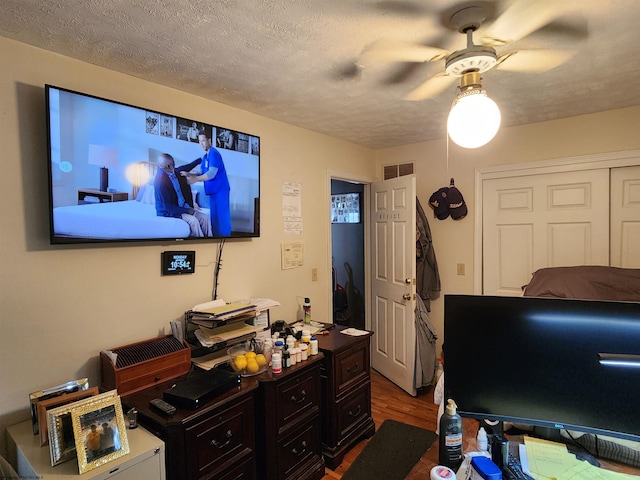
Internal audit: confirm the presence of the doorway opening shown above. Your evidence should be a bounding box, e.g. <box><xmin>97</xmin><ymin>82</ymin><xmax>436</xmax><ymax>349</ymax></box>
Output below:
<box><xmin>330</xmin><ymin>179</ymin><xmax>365</xmax><ymax>329</ymax></box>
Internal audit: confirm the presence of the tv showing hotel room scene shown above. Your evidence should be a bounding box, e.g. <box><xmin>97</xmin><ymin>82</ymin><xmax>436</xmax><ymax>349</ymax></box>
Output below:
<box><xmin>46</xmin><ymin>85</ymin><xmax>260</xmax><ymax>244</ymax></box>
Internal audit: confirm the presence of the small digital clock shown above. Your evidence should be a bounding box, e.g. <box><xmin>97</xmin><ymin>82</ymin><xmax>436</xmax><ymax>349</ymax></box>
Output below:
<box><xmin>161</xmin><ymin>251</ymin><xmax>195</xmax><ymax>275</ymax></box>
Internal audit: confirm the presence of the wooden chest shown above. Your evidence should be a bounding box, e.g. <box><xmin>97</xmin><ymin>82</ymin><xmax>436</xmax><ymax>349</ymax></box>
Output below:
<box><xmin>101</xmin><ymin>335</ymin><xmax>191</xmax><ymax>396</ymax></box>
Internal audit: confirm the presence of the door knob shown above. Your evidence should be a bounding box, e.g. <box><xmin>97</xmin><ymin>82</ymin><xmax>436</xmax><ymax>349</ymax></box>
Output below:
<box><xmin>405</xmin><ymin>278</ymin><xmax>415</xmax><ymax>284</ymax></box>
<box><xmin>402</xmin><ymin>293</ymin><xmax>414</xmax><ymax>300</ymax></box>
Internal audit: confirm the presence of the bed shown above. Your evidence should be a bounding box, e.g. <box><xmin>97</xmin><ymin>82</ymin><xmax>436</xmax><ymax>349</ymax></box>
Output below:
<box><xmin>522</xmin><ymin>265</ymin><xmax>640</xmax><ymax>301</ymax></box>
<box><xmin>54</xmin><ymin>200</ymin><xmax>193</xmax><ymax>239</ymax></box>
<box><xmin>521</xmin><ymin>265</ymin><xmax>640</xmax><ymax>467</ymax></box>
<box><xmin>53</xmin><ymin>161</ymin><xmax>208</xmax><ymax>240</ymax></box>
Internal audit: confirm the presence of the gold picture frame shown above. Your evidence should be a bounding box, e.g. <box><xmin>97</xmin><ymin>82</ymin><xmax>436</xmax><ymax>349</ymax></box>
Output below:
<box><xmin>71</xmin><ymin>392</ymin><xmax>129</xmax><ymax>474</ymax></box>
<box><xmin>29</xmin><ymin>377</ymin><xmax>89</xmax><ymax>435</ymax></box>
<box><xmin>46</xmin><ymin>389</ymin><xmax>118</xmax><ymax>467</ymax></box>
<box><xmin>38</xmin><ymin>386</ymin><xmax>99</xmax><ymax>446</ymax></box>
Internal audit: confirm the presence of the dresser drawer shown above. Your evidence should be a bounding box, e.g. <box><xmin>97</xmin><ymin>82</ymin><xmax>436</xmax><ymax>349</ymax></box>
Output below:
<box><xmin>335</xmin><ymin>342</ymin><xmax>369</xmax><ymax>398</ymax></box>
<box><xmin>276</xmin><ymin>369</ymin><xmax>321</xmax><ymax>433</ymax></box>
<box><xmin>216</xmin><ymin>454</ymin><xmax>255</xmax><ymax>480</ymax></box>
<box><xmin>185</xmin><ymin>395</ymin><xmax>255</xmax><ymax>479</ymax></box>
<box><xmin>336</xmin><ymin>382</ymin><xmax>372</xmax><ymax>440</ymax></box>
<box><xmin>278</xmin><ymin>418</ymin><xmax>323</xmax><ymax>480</ymax></box>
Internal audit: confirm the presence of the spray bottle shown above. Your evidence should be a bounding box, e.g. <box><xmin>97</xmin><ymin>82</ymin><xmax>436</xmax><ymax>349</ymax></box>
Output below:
<box><xmin>303</xmin><ymin>297</ymin><xmax>311</xmax><ymax>324</ymax></box>
<box><xmin>438</xmin><ymin>399</ymin><xmax>463</xmax><ymax>470</ymax></box>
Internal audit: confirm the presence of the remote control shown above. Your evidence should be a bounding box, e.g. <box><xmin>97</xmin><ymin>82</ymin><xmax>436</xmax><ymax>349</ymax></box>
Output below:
<box><xmin>149</xmin><ymin>398</ymin><xmax>176</xmax><ymax>415</ymax></box>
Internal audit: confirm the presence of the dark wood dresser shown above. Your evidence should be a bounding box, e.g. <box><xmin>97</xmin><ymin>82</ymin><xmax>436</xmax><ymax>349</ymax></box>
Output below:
<box><xmin>122</xmin><ymin>371</ymin><xmax>259</xmax><ymax>480</ymax></box>
<box><xmin>254</xmin><ymin>352</ymin><xmax>326</xmax><ymax>480</ymax></box>
<box><xmin>315</xmin><ymin>327</ymin><xmax>375</xmax><ymax>469</ymax></box>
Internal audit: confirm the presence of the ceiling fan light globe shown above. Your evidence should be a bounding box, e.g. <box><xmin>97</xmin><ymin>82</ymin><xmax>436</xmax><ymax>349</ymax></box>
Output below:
<box><xmin>447</xmin><ymin>91</ymin><xmax>501</xmax><ymax>149</ymax></box>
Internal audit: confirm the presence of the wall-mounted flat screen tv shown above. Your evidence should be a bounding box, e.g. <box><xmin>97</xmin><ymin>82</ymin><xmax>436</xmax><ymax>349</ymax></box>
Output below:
<box><xmin>46</xmin><ymin>85</ymin><xmax>260</xmax><ymax>244</ymax></box>
<box><xmin>331</xmin><ymin>193</ymin><xmax>361</xmax><ymax>224</ymax></box>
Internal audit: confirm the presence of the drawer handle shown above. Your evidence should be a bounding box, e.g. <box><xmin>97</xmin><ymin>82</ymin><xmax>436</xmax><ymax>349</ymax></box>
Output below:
<box><xmin>347</xmin><ymin>362</ymin><xmax>360</xmax><ymax>373</ymax></box>
<box><xmin>292</xmin><ymin>441</ymin><xmax>307</xmax><ymax>456</ymax></box>
<box><xmin>210</xmin><ymin>430</ymin><xmax>232</xmax><ymax>449</ymax></box>
<box><xmin>291</xmin><ymin>389</ymin><xmax>307</xmax><ymax>404</ymax></box>
<box><xmin>348</xmin><ymin>405</ymin><xmax>362</xmax><ymax>417</ymax></box>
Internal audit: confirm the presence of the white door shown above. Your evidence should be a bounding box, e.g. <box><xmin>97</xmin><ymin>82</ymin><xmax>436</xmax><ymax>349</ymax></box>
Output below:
<box><xmin>610</xmin><ymin>166</ymin><xmax>640</xmax><ymax>268</ymax></box>
<box><xmin>483</xmin><ymin>169</ymin><xmax>610</xmax><ymax>295</ymax></box>
<box><xmin>370</xmin><ymin>175</ymin><xmax>417</xmax><ymax>396</ymax></box>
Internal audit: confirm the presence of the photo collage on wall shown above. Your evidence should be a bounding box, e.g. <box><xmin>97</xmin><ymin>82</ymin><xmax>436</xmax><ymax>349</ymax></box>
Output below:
<box><xmin>145</xmin><ymin>111</ymin><xmax>259</xmax><ymax>156</ymax></box>
<box><xmin>331</xmin><ymin>193</ymin><xmax>361</xmax><ymax>224</ymax></box>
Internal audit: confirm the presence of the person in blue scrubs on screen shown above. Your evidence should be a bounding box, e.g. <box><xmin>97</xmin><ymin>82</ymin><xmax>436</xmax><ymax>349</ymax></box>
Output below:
<box><xmin>181</xmin><ymin>130</ymin><xmax>231</xmax><ymax>237</ymax></box>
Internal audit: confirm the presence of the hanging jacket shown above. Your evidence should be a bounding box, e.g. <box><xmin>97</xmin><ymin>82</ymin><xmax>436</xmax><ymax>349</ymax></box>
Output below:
<box><xmin>414</xmin><ymin>295</ymin><xmax>438</xmax><ymax>388</ymax></box>
<box><xmin>416</xmin><ymin>197</ymin><xmax>441</xmax><ymax>310</ymax></box>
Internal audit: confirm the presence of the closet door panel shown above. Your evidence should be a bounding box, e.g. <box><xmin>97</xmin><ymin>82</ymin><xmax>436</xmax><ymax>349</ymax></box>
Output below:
<box><xmin>483</xmin><ymin>169</ymin><xmax>609</xmax><ymax>295</ymax></box>
<box><xmin>611</xmin><ymin>166</ymin><xmax>640</xmax><ymax>268</ymax></box>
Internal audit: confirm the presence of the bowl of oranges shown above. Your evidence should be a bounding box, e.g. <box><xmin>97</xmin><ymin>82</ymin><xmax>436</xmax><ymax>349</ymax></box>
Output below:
<box><xmin>228</xmin><ymin>343</ymin><xmax>268</xmax><ymax>377</ymax></box>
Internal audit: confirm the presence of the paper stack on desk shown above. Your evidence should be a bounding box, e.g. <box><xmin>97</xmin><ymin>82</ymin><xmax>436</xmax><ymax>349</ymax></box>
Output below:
<box><xmin>195</xmin><ymin>323</ymin><xmax>264</xmax><ymax>347</ymax></box>
<box><xmin>191</xmin><ymin>299</ymin><xmax>257</xmax><ymax>320</ymax></box>
<box><xmin>523</xmin><ymin>437</ymin><xmax>638</xmax><ymax>480</ymax></box>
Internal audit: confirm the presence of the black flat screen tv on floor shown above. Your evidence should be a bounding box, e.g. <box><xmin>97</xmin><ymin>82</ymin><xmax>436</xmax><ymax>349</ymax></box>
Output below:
<box><xmin>444</xmin><ymin>294</ymin><xmax>640</xmax><ymax>443</ymax></box>
<box><xmin>46</xmin><ymin>85</ymin><xmax>260</xmax><ymax>244</ymax></box>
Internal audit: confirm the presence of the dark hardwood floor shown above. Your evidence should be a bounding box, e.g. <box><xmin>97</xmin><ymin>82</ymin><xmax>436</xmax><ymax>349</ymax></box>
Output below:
<box><xmin>322</xmin><ymin>370</ymin><xmax>640</xmax><ymax>479</ymax></box>
<box><xmin>322</xmin><ymin>369</ymin><xmax>441</xmax><ymax>480</ymax></box>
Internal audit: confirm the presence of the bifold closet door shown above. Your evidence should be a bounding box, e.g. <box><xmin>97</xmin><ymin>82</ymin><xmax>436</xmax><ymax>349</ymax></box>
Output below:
<box><xmin>482</xmin><ymin>169</ymin><xmax>610</xmax><ymax>296</ymax></box>
<box><xmin>610</xmin><ymin>165</ymin><xmax>640</xmax><ymax>268</ymax></box>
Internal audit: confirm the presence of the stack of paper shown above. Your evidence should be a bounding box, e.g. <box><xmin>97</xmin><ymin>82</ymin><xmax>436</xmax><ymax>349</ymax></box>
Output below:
<box><xmin>523</xmin><ymin>437</ymin><xmax>639</xmax><ymax>479</ymax></box>
<box><xmin>195</xmin><ymin>323</ymin><xmax>264</xmax><ymax>347</ymax></box>
<box><xmin>191</xmin><ymin>301</ymin><xmax>257</xmax><ymax>320</ymax></box>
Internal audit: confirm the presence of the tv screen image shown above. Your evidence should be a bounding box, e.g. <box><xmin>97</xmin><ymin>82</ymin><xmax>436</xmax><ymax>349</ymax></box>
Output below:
<box><xmin>46</xmin><ymin>85</ymin><xmax>260</xmax><ymax>244</ymax></box>
<box><xmin>331</xmin><ymin>193</ymin><xmax>361</xmax><ymax>224</ymax></box>
<box><xmin>444</xmin><ymin>295</ymin><xmax>640</xmax><ymax>443</ymax></box>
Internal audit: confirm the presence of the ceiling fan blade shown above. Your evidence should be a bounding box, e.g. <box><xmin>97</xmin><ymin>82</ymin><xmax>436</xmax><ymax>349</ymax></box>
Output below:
<box><xmin>496</xmin><ymin>49</ymin><xmax>576</xmax><ymax>72</ymax></box>
<box><xmin>358</xmin><ymin>39</ymin><xmax>448</xmax><ymax>66</ymax></box>
<box><xmin>404</xmin><ymin>73</ymin><xmax>457</xmax><ymax>101</ymax></box>
<box><xmin>481</xmin><ymin>0</ymin><xmax>574</xmax><ymax>45</ymax></box>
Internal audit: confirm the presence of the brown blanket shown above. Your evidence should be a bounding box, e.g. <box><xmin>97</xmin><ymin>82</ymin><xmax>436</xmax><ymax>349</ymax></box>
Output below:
<box><xmin>522</xmin><ymin>265</ymin><xmax>640</xmax><ymax>301</ymax></box>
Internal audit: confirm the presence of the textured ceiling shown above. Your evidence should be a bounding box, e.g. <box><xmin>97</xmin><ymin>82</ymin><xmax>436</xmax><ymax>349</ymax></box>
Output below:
<box><xmin>2</xmin><ymin>0</ymin><xmax>640</xmax><ymax>149</ymax></box>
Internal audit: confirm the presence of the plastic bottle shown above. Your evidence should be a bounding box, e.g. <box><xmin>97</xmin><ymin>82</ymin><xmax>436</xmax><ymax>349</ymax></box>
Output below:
<box><xmin>303</xmin><ymin>298</ymin><xmax>311</xmax><ymax>324</ymax></box>
<box><xmin>283</xmin><ymin>345</ymin><xmax>290</xmax><ymax>368</ymax></box>
<box><xmin>289</xmin><ymin>346</ymin><xmax>297</xmax><ymax>366</ymax></box>
<box><xmin>476</xmin><ymin>427</ymin><xmax>488</xmax><ymax>453</ymax></box>
<box><xmin>295</xmin><ymin>344</ymin><xmax>302</xmax><ymax>363</ymax></box>
<box><xmin>310</xmin><ymin>336</ymin><xmax>318</xmax><ymax>355</ymax></box>
<box><xmin>271</xmin><ymin>353</ymin><xmax>282</xmax><ymax>374</ymax></box>
<box><xmin>274</xmin><ymin>340</ymin><xmax>284</xmax><ymax>357</ymax></box>
<box><xmin>438</xmin><ymin>399</ymin><xmax>463</xmax><ymax>470</ymax></box>
<box><xmin>302</xmin><ymin>330</ymin><xmax>311</xmax><ymax>356</ymax></box>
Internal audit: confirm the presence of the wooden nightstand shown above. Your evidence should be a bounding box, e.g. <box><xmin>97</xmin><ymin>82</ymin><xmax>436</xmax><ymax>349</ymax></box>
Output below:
<box><xmin>78</xmin><ymin>188</ymin><xmax>129</xmax><ymax>204</ymax></box>
<box><xmin>122</xmin><ymin>372</ymin><xmax>259</xmax><ymax>480</ymax></box>
<box><xmin>316</xmin><ymin>326</ymin><xmax>375</xmax><ymax>469</ymax></box>
<box><xmin>254</xmin><ymin>353</ymin><xmax>326</xmax><ymax>480</ymax></box>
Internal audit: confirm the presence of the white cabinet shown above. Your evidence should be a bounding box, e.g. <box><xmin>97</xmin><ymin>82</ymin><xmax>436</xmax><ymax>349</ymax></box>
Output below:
<box><xmin>6</xmin><ymin>420</ymin><xmax>165</xmax><ymax>480</ymax></box>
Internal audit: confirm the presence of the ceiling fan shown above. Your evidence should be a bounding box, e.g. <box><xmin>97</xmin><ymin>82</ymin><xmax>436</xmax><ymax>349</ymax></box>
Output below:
<box><xmin>358</xmin><ymin>0</ymin><xmax>580</xmax><ymax>101</ymax></box>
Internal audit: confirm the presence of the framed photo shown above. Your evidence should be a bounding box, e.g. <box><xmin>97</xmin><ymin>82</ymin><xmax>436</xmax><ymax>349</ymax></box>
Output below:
<box><xmin>29</xmin><ymin>377</ymin><xmax>89</xmax><ymax>435</ymax></box>
<box><xmin>71</xmin><ymin>392</ymin><xmax>129</xmax><ymax>474</ymax></box>
<box><xmin>38</xmin><ymin>386</ymin><xmax>99</xmax><ymax>446</ymax></box>
<box><xmin>46</xmin><ymin>389</ymin><xmax>118</xmax><ymax>467</ymax></box>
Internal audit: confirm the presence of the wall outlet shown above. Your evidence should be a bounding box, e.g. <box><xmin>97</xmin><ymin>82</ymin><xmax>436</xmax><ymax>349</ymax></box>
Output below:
<box><xmin>457</xmin><ymin>263</ymin><xmax>465</xmax><ymax>276</ymax></box>
<box><xmin>312</xmin><ymin>268</ymin><xmax>318</xmax><ymax>281</ymax></box>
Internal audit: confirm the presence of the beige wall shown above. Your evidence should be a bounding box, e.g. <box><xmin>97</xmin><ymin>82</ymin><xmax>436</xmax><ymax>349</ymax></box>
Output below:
<box><xmin>0</xmin><ymin>37</ymin><xmax>376</xmax><ymax>454</ymax></box>
<box><xmin>3</xmin><ymin>33</ymin><xmax>640</xmax><ymax>456</ymax></box>
<box><xmin>375</xmin><ymin>105</ymin><xmax>640</xmax><ymax>360</ymax></box>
